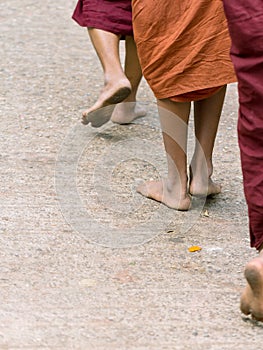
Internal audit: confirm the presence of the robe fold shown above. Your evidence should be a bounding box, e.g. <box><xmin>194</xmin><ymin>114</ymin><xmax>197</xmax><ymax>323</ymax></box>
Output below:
<box><xmin>132</xmin><ymin>0</ymin><xmax>236</xmax><ymax>100</ymax></box>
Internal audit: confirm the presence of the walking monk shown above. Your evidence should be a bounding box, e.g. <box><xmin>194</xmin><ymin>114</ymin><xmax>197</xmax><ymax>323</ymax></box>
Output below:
<box><xmin>223</xmin><ymin>0</ymin><xmax>263</xmax><ymax>321</ymax></box>
<box><xmin>72</xmin><ymin>0</ymin><xmax>145</xmax><ymax>127</ymax></box>
<box><xmin>132</xmin><ymin>0</ymin><xmax>236</xmax><ymax>210</ymax></box>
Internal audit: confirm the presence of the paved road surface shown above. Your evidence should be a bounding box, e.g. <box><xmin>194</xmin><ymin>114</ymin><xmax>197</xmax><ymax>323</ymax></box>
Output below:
<box><xmin>0</xmin><ymin>1</ymin><xmax>262</xmax><ymax>349</ymax></box>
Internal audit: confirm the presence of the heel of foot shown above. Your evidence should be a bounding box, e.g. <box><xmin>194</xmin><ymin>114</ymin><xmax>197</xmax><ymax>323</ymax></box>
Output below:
<box><xmin>245</xmin><ymin>262</ymin><xmax>263</xmax><ymax>291</ymax></box>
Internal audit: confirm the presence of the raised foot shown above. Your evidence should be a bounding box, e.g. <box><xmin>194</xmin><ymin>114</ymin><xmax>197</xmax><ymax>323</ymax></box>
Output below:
<box><xmin>137</xmin><ymin>180</ymin><xmax>191</xmax><ymax>211</ymax></box>
<box><xmin>111</xmin><ymin>102</ymin><xmax>147</xmax><ymax>125</ymax></box>
<box><xmin>82</xmin><ymin>83</ymin><xmax>132</xmax><ymax>127</ymax></box>
<box><xmin>240</xmin><ymin>254</ymin><xmax>263</xmax><ymax>321</ymax></box>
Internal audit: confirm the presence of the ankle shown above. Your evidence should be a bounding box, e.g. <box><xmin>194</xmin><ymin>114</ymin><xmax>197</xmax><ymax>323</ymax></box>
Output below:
<box><xmin>104</xmin><ymin>74</ymin><xmax>130</xmax><ymax>87</ymax></box>
<box><xmin>166</xmin><ymin>176</ymin><xmax>188</xmax><ymax>197</ymax></box>
<box><xmin>123</xmin><ymin>95</ymin><xmax>136</xmax><ymax>103</ymax></box>
<box><xmin>190</xmin><ymin>160</ymin><xmax>213</xmax><ymax>179</ymax></box>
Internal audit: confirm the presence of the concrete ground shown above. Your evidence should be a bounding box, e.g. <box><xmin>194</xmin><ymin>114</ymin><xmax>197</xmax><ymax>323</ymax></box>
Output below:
<box><xmin>1</xmin><ymin>1</ymin><xmax>262</xmax><ymax>349</ymax></box>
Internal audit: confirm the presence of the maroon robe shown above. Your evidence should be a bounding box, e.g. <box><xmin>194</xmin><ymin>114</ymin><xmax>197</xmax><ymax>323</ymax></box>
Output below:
<box><xmin>223</xmin><ymin>0</ymin><xmax>263</xmax><ymax>249</ymax></box>
<box><xmin>72</xmin><ymin>0</ymin><xmax>133</xmax><ymax>36</ymax></box>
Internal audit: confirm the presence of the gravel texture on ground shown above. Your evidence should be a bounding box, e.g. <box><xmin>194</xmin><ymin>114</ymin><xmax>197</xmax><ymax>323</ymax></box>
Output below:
<box><xmin>1</xmin><ymin>1</ymin><xmax>262</xmax><ymax>349</ymax></box>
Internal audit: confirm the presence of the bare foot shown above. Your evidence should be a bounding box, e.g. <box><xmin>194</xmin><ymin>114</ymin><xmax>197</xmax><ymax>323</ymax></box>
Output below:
<box><xmin>189</xmin><ymin>166</ymin><xmax>221</xmax><ymax>197</ymax></box>
<box><xmin>111</xmin><ymin>101</ymin><xmax>147</xmax><ymax>124</ymax></box>
<box><xmin>189</xmin><ymin>177</ymin><xmax>221</xmax><ymax>197</ymax></box>
<box><xmin>137</xmin><ymin>179</ymin><xmax>191</xmax><ymax>211</ymax></box>
<box><xmin>82</xmin><ymin>80</ymin><xmax>132</xmax><ymax>127</ymax></box>
<box><xmin>240</xmin><ymin>251</ymin><xmax>263</xmax><ymax>321</ymax></box>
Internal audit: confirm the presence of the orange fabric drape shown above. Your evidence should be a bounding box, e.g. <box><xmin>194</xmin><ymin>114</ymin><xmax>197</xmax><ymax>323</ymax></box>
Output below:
<box><xmin>132</xmin><ymin>0</ymin><xmax>236</xmax><ymax>101</ymax></box>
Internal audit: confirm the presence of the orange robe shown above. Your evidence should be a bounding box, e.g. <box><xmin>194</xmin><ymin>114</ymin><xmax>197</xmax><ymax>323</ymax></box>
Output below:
<box><xmin>132</xmin><ymin>0</ymin><xmax>236</xmax><ymax>101</ymax></box>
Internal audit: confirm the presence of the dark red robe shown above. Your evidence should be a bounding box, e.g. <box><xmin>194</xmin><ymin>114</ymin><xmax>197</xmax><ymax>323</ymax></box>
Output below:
<box><xmin>72</xmin><ymin>0</ymin><xmax>133</xmax><ymax>36</ymax></box>
<box><xmin>223</xmin><ymin>0</ymin><xmax>263</xmax><ymax>249</ymax></box>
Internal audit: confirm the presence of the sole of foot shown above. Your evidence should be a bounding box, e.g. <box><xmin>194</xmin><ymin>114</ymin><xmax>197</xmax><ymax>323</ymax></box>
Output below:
<box><xmin>240</xmin><ymin>257</ymin><xmax>263</xmax><ymax>321</ymax></box>
<box><xmin>82</xmin><ymin>86</ymin><xmax>132</xmax><ymax>127</ymax></box>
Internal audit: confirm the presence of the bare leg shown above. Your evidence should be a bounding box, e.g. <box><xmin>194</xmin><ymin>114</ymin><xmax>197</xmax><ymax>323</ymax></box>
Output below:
<box><xmin>82</xmin><ymin>28</ymin><xmax>131</xmax><ymax>127</ymax></box>
<box><xmin>111</xmin><ymin>36</ymin><xmax>146</xmax><ymax>124</ymax></box>
<box><xmin>240</xmin><ymin>245</ymin><xmax>263</xmax><ymax>321</ymax></box>
<box><xmin>189</xmin><ymin>86</ymin><xmax>227</xmax><ymax>196</ymax></box>
<box><xmin>137</xmin><ymin>98</ymin><xmax>191</xmax><ymax>210</ymax></box>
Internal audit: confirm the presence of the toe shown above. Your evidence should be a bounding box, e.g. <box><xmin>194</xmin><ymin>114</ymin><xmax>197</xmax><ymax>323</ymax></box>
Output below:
<box><xmin>81</xmin><ymin>115</ymin><xmax>89</xmax><ymax>125</ymax></box>
<box><xmin>136</xmin><ymin>182</ymin><xmax>149</xmax><ymax>197</ymax></box>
